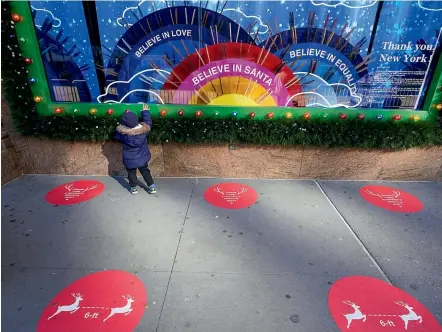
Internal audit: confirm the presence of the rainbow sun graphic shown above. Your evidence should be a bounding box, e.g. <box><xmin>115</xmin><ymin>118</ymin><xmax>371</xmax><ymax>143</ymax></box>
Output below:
<box><xmin>101</xmin><ymin>2</ymin><xmax>371</xmax><ymax>108</ymax></box>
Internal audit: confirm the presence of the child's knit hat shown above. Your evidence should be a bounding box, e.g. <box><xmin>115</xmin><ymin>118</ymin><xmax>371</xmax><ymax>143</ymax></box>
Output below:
<box><xmin>121</xmin><ymin>110</ymin><xmax>139</xmax><ymax>128</ymax></box>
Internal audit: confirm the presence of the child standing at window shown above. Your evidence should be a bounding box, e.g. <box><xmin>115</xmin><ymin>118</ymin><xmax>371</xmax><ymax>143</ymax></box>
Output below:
<box><xmin>115</xmin><ymin>104</ymin><xmax>156</xmax><ymax>195</ymax></box>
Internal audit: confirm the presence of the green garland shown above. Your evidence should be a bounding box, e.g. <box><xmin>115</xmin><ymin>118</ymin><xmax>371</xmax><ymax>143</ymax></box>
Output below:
<box><xmin>2</xmin><ymin>3</ymin><xmax>441</xmax><ymax>149</ymax></box>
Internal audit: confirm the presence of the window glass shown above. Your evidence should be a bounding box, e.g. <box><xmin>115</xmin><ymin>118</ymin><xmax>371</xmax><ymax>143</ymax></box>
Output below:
<box><xmin>30</xmin><ymin>1</ymin><xmax>442</xmax><ymax>110</ymax></box>
<box><xmin>30</xmin><ymin>0</ymin><xmax>100</xmax><ymax>102</ymax></box>
<box><xmin>364</xmin><ymin>1</ymin><xmax>442</xmax><ymax>109</ymax></box>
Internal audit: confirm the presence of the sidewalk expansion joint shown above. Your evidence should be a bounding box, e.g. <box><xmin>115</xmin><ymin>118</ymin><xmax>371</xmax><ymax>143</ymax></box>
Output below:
<box><xmin>155</xmin><ymin>182</ymin><xmax>196</xmax><ymax>332</ymax></box>
<box><xmin>314</xmin><ymin>180</ymin><xmax>393</xmax><ymax>285</ymax></box>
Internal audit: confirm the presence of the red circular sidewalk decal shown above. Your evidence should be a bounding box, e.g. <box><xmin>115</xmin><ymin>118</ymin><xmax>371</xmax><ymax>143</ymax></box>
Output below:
<box><xmin>328</xmin><ymin>276</ymin><xmax>441</xmax><ymax>332</ymax></box>
<box><xmin>37</xmin><ymin>270</ymin><xmax>147</xmax><ymax>332</ymax></box>
<box><xmin>359</xmin><ymin>185</ymin><xmax>423</xmax><ymax>213</ymax></box>
<box><xmin>45</xmin><ymin>180</ymin><xmax>104</xmax><ymax>205</ymax></box>
<box><xmin>204</xmin><ymin>183</ymin><xmax>258</xmax><ymax>209</ymax></box>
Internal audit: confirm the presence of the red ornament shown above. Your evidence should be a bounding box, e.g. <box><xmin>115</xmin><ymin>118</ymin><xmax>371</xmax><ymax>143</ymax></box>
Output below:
<box><xmin>303</xmin><ymin>112</ymin><xmax>311</xmax><ymax>119</ymax></box>
<box><xmin>357</xmin><ymin>113</ymin><xmax>365</xmax><ymax>120</ymax></box>
<box><xmin>266</xmin><ymin>112</ymin><xmax>274</xmax><ymax>119</ymax></box>
<box><xmin>339</xmin><ymin>113</ymin><xmax>347</xmax><ymax>120</ymax></box>
<box><xmin>178</xmin><ymin>110</ymin><xmax>184</xmax><ymax>116</ymax></box>
<box><xmin>160</xmin><ymin>109</ymin><xmax>167</xmax><ymax>117</ymax></box>
<box><xmin>54</xmin><ymin>107</ymin><xmax>63</xmax><ymax>114</ymax></box>
<box><xmin>106</xmin><ymin>109</ymin><xmax>113</xmax><ymax>116</ymax></box>
<box><xmin>249</xmin><ymin>112</ymin><xmax>256</xmax><ymax>118</ymax></box>
<box><xmin>11</xmin><ymin>13</ymin><xmax>22</xmax><ymax>22</ymax></box>
<box><xmin>23</xmin><ymin>57</ymin><xmax>32</xmax><ymax>65</ymax></box>
<box><xmin>393</xmin><ymin>114</ymin><xmax>401</xmax><ymax>121</ymax></box>
<box><xmin>195</xmin><ymin>110</ymin><xmax>203</xmax><ymax>117</ymax></box>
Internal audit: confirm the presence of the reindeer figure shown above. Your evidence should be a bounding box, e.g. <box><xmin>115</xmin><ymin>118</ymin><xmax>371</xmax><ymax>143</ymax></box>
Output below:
<box><xmin>64</xmin><ymin>184</ymin><xmax>100</xmax><ymax>200</ymax></box>
<box><xmin>47</xmin><ymin>293</ymin><xmax>83</xmax><ymax>320</ymax></box>
<box><xmin>365</xmin><ymin>189</ymin><xmax>401</xmax><ymax>199</ymax></box>
<box><xmin>213</xmin><ymin>187</ymin><xmax>224</xmax><ymax>195</ymax></box>
<box><xmin>65</xmin><ymin>184</ymin><xmax>99</xmax><ymax>192</ymax></box>
<box><xmin>103</xmin><ymin>295</ymin><xmax>134</xmax><ymax>322</ymax></box>
<box><xmin>213</xmin><ymin>186</ymin><xmax>248</xmax><ymax>204</ymax></box>
<box><xmin>237</xmin><ymin>187</ymin><xmax>247</xmax><ymax>195</ymax></box>
<box><xmin>82</xmin><ymin>184</ymin><xmax>99</xmax><ymax>192</ymax></box>
<box><xmin>65</xmin><ymin>184</ymin><xmax>75</xmax><ymax>192</ymax></box>
<box><xmin>365</xmin><ymin>189</ymin><xmax>383</xmax><ymax>198</ymax></box>
<box><xmin>365</xmin><ymin>189</ymin><xmax>403</xmax><ymax>207</ymax></box>
<box><xmin>395</xmin><ymin>301</ymin><xmax>422</xmax><ymax>330</ymax></box>
<box><xmin>342</xmin><ymin>300</ymin><xmax>366</xmax><ymax>329</ymax></box>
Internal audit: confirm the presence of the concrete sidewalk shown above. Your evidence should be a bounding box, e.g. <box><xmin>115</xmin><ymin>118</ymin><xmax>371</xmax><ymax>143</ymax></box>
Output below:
<box><xmin>1</xmin><ymin>176</ymin><xmax>441</xmax><ymax>331</ymax></box>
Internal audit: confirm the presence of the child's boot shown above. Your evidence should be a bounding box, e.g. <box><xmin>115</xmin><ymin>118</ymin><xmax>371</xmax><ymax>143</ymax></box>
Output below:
<box><xmin>147</xmin><ymin>184</ymin><xmax>157</xmax><ymax>194</ymax></box>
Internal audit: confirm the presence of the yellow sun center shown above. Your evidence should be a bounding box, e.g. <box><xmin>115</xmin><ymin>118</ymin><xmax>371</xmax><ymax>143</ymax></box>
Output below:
<box><xmin>189</xmin><ymin>76</ymin><xmax>277</xmax><ymax>106</ymax></box>
<box><xmin>208</xmin><ymin>94</ymin><xmax>259</xmax><ymax>106</ymax></box>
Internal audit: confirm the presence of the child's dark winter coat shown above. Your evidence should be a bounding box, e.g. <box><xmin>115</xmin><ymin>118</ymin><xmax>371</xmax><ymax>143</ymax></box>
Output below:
<box><xmin>115</xmin><ymin>110</ymin><xmax>152</xmax><ymax>169</ymax></box>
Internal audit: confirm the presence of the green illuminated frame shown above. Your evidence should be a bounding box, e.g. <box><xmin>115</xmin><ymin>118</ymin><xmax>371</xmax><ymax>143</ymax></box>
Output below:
<box><xmin>10</xmin><ymin>1</ymin><xmax>442</xmax><ymax>122</ymax></box>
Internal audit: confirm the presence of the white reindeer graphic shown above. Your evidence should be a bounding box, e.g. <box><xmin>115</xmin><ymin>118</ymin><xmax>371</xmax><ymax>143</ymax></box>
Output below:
<box><xmin>365</xmin><ymin>189</ymin><xmax>403</xmax><ymax>207</ymax></box>
<box><xmin>214</xmin><ymin>186</ymin><xmax>225</xmax><ymax>195</ymax></box>
<box><xmin>395</xmin><ymin>301</ymin><xmax>423</xmax><ymax>330</ymax></box>
<box><xmin>103</xmin><ymin>295</ymin><xmax>134</xmax><ymax>322</ymax></box>
<box><xmin>65</xmin><ymin>184</ymin><xmax>99</xmax><ymax>193</ymax></box>
<box><xmin>214</xmin><ymin>186</ymin><xmax>248</xmax><ymax>204</ymax></box>
<box><xmin>365</xmin><ymin>189</ymin><xmax>401</xmax><ymax>199</ymax></box>
<box><xmin>237</xmin><ymin>187</ymin><xmax>247</xmax><ymax>196</ymax></box>
<box><xmin>342</xmin><ymin>300</ymin><xmax>367</xmax><ymax>329</ymax></box>
<box><xmin>64</xmin><ymin>183</ymin><xmax>100</xmax><ymax>200</ymax></box>
<box><xmin>47</xmin><ymin>293</ymin><xmax>83</xmax><ymax>320</ymax></box>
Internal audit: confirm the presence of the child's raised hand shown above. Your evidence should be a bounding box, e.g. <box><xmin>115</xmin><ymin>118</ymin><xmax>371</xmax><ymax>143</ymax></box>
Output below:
<box><xmin>142</xmin><ymin>103</ymin><xmax>149</xmax><ymax>110</ymax></box>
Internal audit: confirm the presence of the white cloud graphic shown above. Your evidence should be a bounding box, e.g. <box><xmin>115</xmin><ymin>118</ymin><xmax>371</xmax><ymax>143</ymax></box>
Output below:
<box><xmin>417</xmin><ymin>0</ymin><xmax>442</xmax><ymax>11</ymax></box>
<box><xmin>116</xmin><ymin>0</ymin><xmax>148</xmax><ymax>27</ymax></box>
<box><xmin>223</xmin><ymin>7</ymin><xmax>269</xmax><ymax>34</ymax></box>
<box><xmin>97</xmin><ymin>68</ymin><xmax>171</xmax><ymax>104</ymax></box>
<box><xmin>31</xmin><ymin>6</ymin><xmax>61</xmax><ymax>28</ymax></box>
<box><xmin>284</xmin><ymin>72</ymin><xmax>362</xmax><ymax>108</ymax></box>
<box><xmin>116</xmin><ymin>2</ymin><xmax>270</xmax><ymax>35</ymax></box>
<box><xmin>110</xmin><ymin>89</ymin><xmax>164</xmax><ymax>104</ymax></box>
<box><xmin>310</xmin><ymin>0</ymin><xmax>379</xmax><ymax>9</ymax></box>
